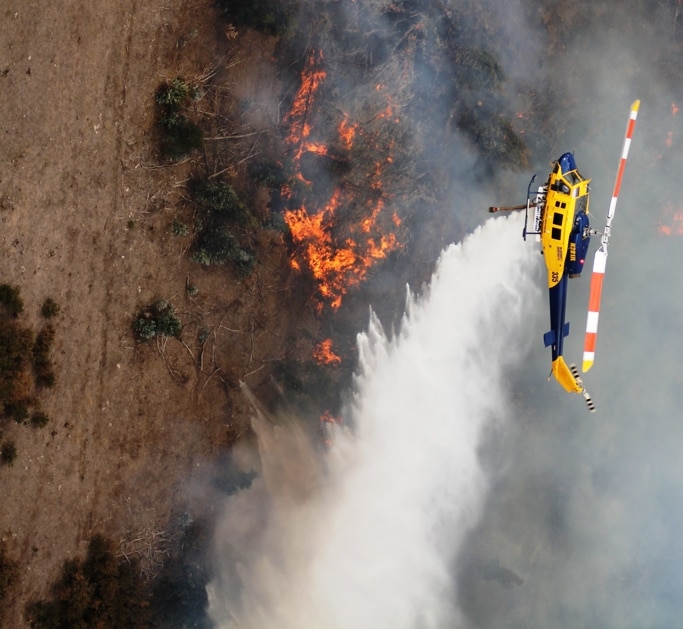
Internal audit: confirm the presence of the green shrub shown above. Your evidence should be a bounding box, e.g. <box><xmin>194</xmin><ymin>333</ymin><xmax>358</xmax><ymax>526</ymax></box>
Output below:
<box><xmin>4</xmin><ymin>400</ymin><xmax>29</xmax><ymax>424</ymax></box>
<box><xmin>133</xmin><ymin>300</ymin><xmax>182</xmax><ymax>342</ymax></box>
<box><xmin>0</xmin><ymin>284</ymin><xmax>23</xmax><ymax>316</ymax></box>
<box><xmin>172</xmin><ymin>218</ymin><xmax>190</xmax><ymax>237</ymax></box>
<box><xmin>1</xmin><ymin>441</ymin><xmax>17</xmax><ymax>466</ymax></box>
<box><xmin>192</xmin><ymin>225</ymin><xmax>255</xmax><ymax>273</ymax></box>
<box><xmin>263</xmin><ymin>210</ymin><xmax>287</xmax><ymax>232</ymax></box>
<box><xmin>155</xmin><ymin>77</ymin><xmax>192</xmax><ymax>110</ymax></box>
<box><xmin>190</xmin><ymin>178</ymin><xmax>256</xmax><ymax>227</ymax></box>
<box><xmin>155</xmin><ymin>78</ymin><xmax>203</xmax><ymax>162</ymax></box>
<box><xmin>157</xmin><ymin>113</ymin><xmax>203</xmax><ymax>162</ymax></box>
<box><xmin>40</xmin><ymin>297</ymin><xmax>60</xmax><ymax>319</ymax></box>
<box><xmin>30</xmin><ymin>410</ymin><xmax>49</xmax><ymax>428</ymax></box>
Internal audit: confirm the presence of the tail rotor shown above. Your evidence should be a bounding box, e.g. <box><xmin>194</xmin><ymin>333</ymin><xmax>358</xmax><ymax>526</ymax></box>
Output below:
<box><xmin>570</xmin><ymin>364</ymin><xmax>596</xmax><ymax>413</ymax></box>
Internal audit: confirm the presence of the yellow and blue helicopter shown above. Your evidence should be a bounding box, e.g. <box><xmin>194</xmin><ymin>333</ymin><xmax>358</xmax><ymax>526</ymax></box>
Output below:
<box><xmin>489</xmin><ymin>100</ymin><xmax>640</xmax><ymax>411</ymax></box>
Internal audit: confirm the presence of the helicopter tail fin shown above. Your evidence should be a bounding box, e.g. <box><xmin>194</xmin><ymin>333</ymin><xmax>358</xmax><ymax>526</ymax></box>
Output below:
<box><xmin>543</xmin><ymin>322</ymin><xmax>570</xmax><ymax>348</ymax></box>
<box><xmin>551</xmin><ymin>356</ymin><xmax>583</xmax><ymax>394</ymax></box>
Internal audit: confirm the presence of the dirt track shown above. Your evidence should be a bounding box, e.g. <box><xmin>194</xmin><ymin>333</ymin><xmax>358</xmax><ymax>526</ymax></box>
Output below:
<box><xmin>0</xmin><ymin>2</ymin><xmax>303</xmax><ymax>624</ymax></box>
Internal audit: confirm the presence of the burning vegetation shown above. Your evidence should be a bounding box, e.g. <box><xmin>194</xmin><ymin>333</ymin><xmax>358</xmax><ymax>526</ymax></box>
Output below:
<box><xmin>268</xmin><ymin>0</ymin><xmax>540</xmax><ymax>320</ymax></box>
<box><xmin>275</xmin><ymin>48</ymin><xmax>409</xmax><ymax>313</ymax></box>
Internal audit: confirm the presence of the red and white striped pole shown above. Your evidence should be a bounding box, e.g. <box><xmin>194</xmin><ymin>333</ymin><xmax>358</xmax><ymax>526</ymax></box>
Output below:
<box><xmin>583</xmin><ymin>100</ymin><xmax>639</xmax><ymax>373</ymax></box>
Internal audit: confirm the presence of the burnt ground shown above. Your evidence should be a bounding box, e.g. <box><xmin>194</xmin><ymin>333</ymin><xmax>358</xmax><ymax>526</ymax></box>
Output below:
<box><xmin>0</xmin><ymin>2</ymin><xmax>324</xmax><ymax>625</ymax></box>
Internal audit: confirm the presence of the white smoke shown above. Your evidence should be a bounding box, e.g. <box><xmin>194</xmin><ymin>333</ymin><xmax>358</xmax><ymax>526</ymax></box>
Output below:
<box><xmin>207</xmin><ymin>214</ymin><xmax>542</xmax><ymax>628</ymax></box>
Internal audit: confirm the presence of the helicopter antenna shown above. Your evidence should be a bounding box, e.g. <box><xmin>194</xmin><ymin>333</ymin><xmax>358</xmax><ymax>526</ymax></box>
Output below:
<box><xmin>582</xmin><ymin>100</ymin><xmax>640</xmax><ymax>373</ymax></box>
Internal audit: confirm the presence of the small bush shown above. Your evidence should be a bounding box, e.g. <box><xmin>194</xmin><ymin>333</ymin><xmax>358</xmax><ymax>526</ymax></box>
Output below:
<box><xmin>190</xmin><ymin>178</ymin><xmax>254</xmax><ymax>226</ymax></box>
<box><xmin>133</xmin><ymin>300</ymin><xmax>182</xmax><ymax>342</ymax></box>
<box><xmin>40</xmin><ymin>297</ymin><xmax>60</xmax><ymax>319</ymax></box>
<box><xmin>191</xmin><ymin>178</ymin><xmax>238</xmax><ymax>208</ymax></box>
<box><xmin>172</xmin><ymin>218</ymin><xmax>190</xmax><ymax>237</ymax></box>
<box><xmin>1</xmin><ymin>441</ymin><xmax>17</xmax><ymax>466</ymax></box>
<box><xmin>30</xmin><ymin>411</ymin><xmax>49</xmax><ymax>428</ymax></box>
<box><xmin>4</xmin><ymin>399</ymin><xmax>29</xmax><ymax>424</ymax></box>
<box><xmin>263</xmin><ymin>210</ymin><xmax>287</xmax><ymax>232</ymax></box>
<box><xmin>155</xmin><ymin>77</ymin><xmax>192</xmax><ymax>110</ymax></box>
<box><xmin>0</xmin><ymin>284</ymin><xmax>23</xmax><ymax>316</ymax></box>
<box><xmin>158</xmin><ymin>114</ymin><xmax>203</xmax><ymax>162</ymax></box>
<box><xmin>193</xmin><ymin>225</ymin><xmax>255</xmax><ymax>273</ymax></box>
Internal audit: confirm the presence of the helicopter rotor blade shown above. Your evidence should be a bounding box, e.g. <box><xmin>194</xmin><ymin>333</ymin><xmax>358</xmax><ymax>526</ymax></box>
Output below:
<box><xmin>582</xmin><ymin>100</ymin><xmax>639</xmax><ymax>373</ymax></box>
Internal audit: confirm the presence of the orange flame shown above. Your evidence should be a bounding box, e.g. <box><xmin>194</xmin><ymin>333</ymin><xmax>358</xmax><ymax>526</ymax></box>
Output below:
<box><xmin>319</xmin><ymin>409</ymin><xmax>344</xmax><ymax>447</ymax></box>
<box><xmin>284</xmin><ymin>49</ymin><xmax>327</xmax><ymax>159</ymax></box>
<box><xmin>320</xmin><ymin>410</ymin><xmax>342</xmax><ymax>425</ymax></box>
<box><xmin>313</xmin><ymin>338</ymin><xmax>342</xmax><ymax>365</ymax></box>
<box><xmin>281</xmin><ymin>48</ymin><xmax>403</xmax><ymax>313</ymax></box>
<box><xmin>338</xmin><ymin>116</ymin><xmax>358</xmax><ymax>150</ymax></box>
<box><xmin>659</xmin><ymin>201</ymin><xmax>683</xmax><ymax>235</ymax></box>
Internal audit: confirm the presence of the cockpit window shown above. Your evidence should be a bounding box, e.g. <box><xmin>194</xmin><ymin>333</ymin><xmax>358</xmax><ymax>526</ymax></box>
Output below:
<box><xmin>575</xmin><ymin>195</ymin><xmax>588</xmax><ymax>215</ymax></box>
<box><xmin>551</xmin><ymin>178</ymin><xmax>571</xmax><ymax>194</ymax></box>
<box><xmin>567</xmin><ymin>170</ymin><xmax>582</xmax><ymax>185</ymax></box>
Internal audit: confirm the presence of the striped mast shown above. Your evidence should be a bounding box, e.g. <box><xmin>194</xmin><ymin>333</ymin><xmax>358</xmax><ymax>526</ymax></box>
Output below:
<box><xmin>582</xmin><ymin>100</ymin><xmax>640</xmax><ymax>372</ymax></box>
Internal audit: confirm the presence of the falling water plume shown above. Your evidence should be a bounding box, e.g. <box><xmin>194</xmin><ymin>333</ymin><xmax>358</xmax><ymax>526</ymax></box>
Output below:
<box><xmin>208</xmin><ymin>214</ymin><xmax>541</xmax><ymax>628</ymax></box>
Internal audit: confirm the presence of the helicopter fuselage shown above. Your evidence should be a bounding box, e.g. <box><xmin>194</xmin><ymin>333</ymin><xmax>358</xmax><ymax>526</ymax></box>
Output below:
<box><xmin>540</xmin><ymin>152</ymin><xmax>592</xmax><ymax>288</ymax></box>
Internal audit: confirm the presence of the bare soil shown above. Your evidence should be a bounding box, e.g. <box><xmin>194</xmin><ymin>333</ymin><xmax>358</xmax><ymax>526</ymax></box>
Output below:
<box><xmin>0</xmin><ymin>2</ymin><xmax>310</xmax><ymax>625</ymax></box>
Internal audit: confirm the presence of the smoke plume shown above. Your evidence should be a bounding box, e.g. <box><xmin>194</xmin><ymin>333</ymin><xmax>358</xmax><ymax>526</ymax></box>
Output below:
<box><xmin>206</xmin><ymin>1</ymin><xmax>683</xmax><ymax>627</ymax></box>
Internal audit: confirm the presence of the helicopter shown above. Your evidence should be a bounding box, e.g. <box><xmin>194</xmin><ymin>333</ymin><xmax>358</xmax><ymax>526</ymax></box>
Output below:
<box><xmin>489</xmin><ymin>100</ymin><xmax>640</xmax><ymax>411</ymax></box>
